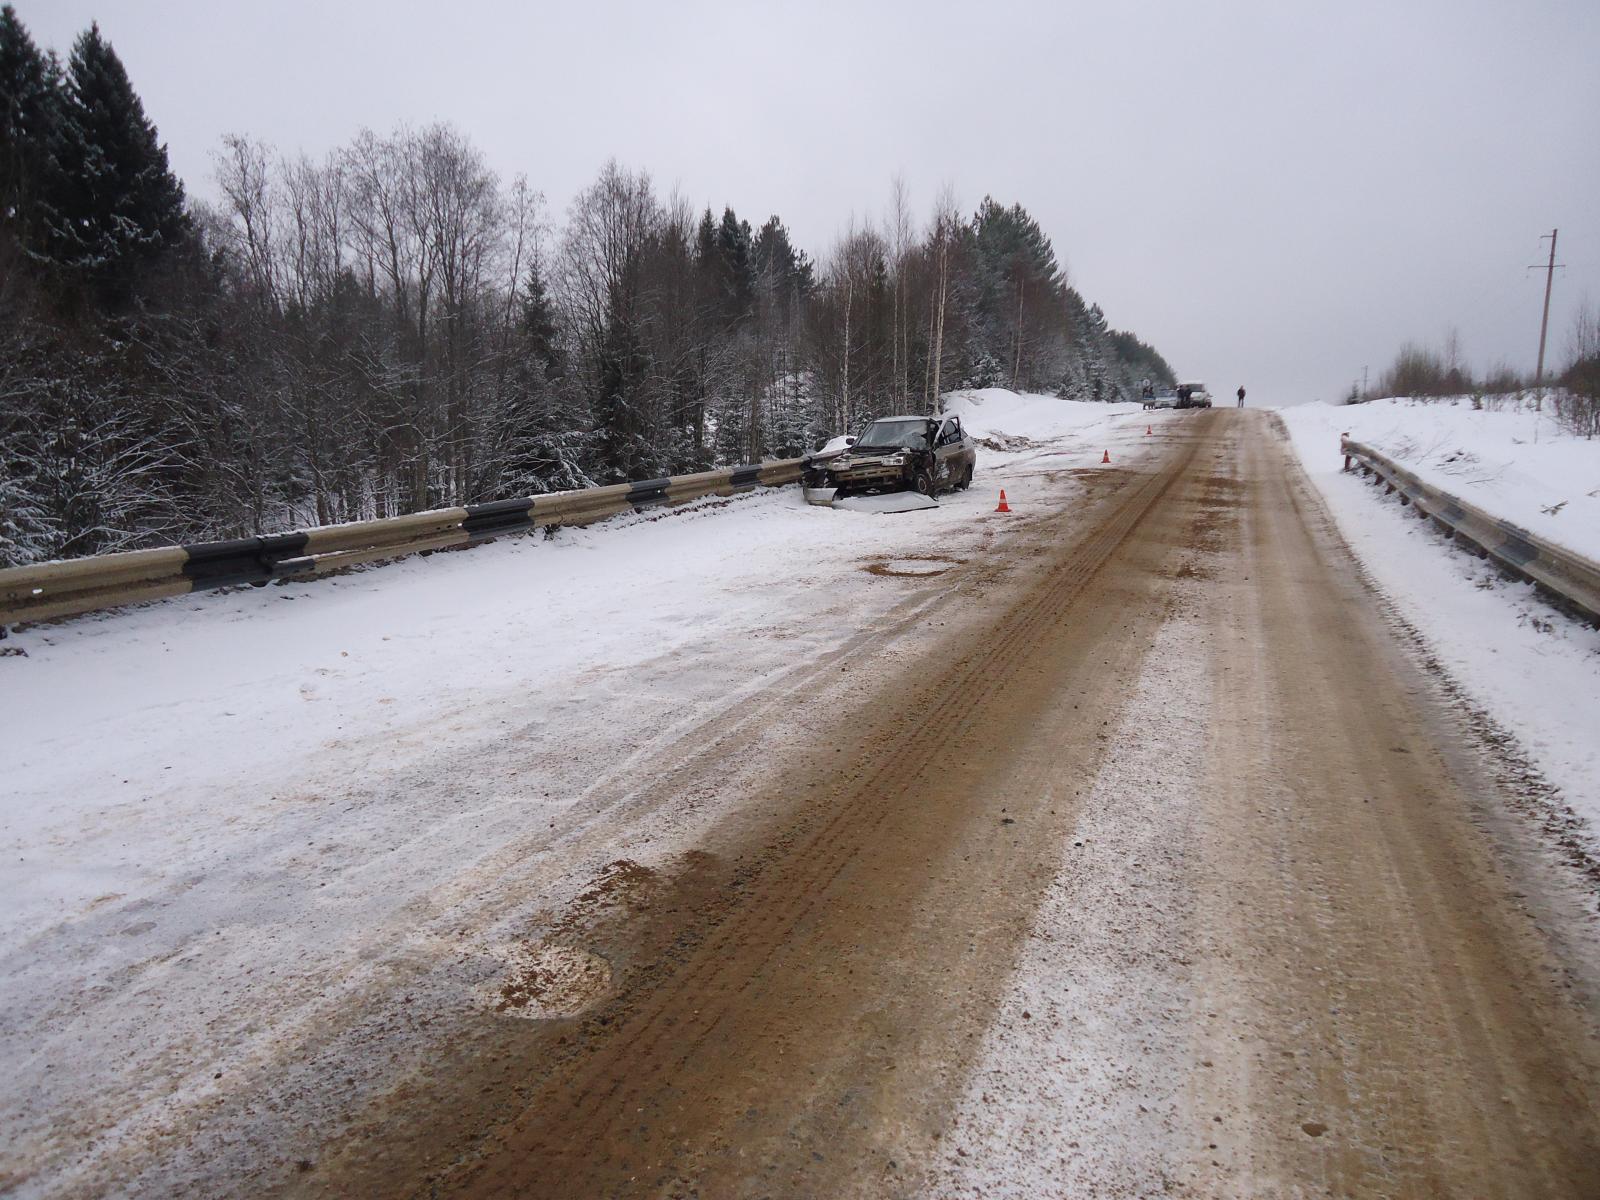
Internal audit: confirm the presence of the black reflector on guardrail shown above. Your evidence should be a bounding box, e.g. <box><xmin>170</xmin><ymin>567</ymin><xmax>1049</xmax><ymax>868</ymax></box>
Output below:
<box><xmin>729</xmin><ymin>464</ymin><xmax>764</xmax><ymax>489</ymax></box>
<box><xmin>181</xmin><ymin>538</ymin><xmax>264</xmax><ymax>588</ymax></box>
<box><xmin>1497</xmin><ymin>532</ymin><xmax>1538</xmax><ymax>566</ymax></box>
<box><xmin>182</xmin><ymin>532</ymin><xmax>312</xmax><ymax>589</ymax></box>
<box><xmin>463</xmin><ymin>498</ymin><xmax>536</xmax><ymax>539</ymax></box>
<box><xmin>260</xmin><ymin>532</ymin><xmax>315</xmax><ymax>577</ymax></box>
<box><xmin>628</xmin><ymin>478</ymin><xmax>672</xmax><ymax>507</ymax></box>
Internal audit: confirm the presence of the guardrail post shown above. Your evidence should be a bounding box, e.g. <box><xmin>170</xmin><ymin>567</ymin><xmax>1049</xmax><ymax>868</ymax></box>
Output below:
<box><xmin>1341</xmin><ymin>433</ymin><xmax>1351</xmax><ymax>472</ymax></box>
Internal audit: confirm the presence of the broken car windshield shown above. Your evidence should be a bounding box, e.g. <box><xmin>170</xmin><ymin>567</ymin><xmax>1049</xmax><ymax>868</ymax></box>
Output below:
<box><xmin>855</xmin><ymin>419</ymin><xmax>930</xmax><ymax>450</ymax></box>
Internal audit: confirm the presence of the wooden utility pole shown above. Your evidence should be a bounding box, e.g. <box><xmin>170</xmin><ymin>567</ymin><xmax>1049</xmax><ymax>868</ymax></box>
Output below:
<box><xmin>841</xmin><ymin>274</ymin><xmax>853</xmax><ymax>432</ymax></box>
<box><xmin>1013</xmin><ymin>279</ymin><xmax>1025</xmax><ymax>388</ymax></box>
<box><xmin>1530</xmin><ymin>229</ymin><xmax>1562</xmax><ymax>411</ymax></box>
<box><xmin>930</xmin><ymin>221</ymin><xmax>948</xmax><ymax>411</ymax></box>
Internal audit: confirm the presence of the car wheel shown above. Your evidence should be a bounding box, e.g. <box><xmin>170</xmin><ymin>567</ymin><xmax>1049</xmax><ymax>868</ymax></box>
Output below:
<box><xmin>913</xmin><ymin>467</ymin><xmax>935</xmax><ymax>497</ymax></box>
<box><xmin>957</xmin><ymin>464</ymin><xmax>973</xmax><ymax>491</ymax></box>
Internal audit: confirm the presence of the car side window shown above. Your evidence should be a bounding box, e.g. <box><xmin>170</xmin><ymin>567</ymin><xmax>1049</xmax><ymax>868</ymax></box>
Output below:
<box><xmin>936</xmin><ymin>420</ymin><xmax>953</xmax><ymax>447</ymax></box>
<box><xmin>951</xmin><ymin>417</ymin><xmax>963</xmax><ymax>441</ymax></box>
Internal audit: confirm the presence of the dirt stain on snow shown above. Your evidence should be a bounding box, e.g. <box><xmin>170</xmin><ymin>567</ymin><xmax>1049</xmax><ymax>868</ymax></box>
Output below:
<box><xmin>569</xmin><ymin>858</ymin><xmax>658</xmax><ymax>914</ymax></box>
<box><xmin>492</xmin><ymin>944</ymin><xmax>612</xmax><ymax>1019</ymax></box>
<box><xmin>864</xmin><ymin>554</ymin><xmax>963</xmax><ymax>579</ymax></box>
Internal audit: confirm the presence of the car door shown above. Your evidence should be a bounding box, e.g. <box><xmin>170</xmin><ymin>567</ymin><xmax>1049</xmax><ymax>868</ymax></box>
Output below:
<box><xmin>950</xmin><ymin>415</ymin><xmax>974</xmax><ymax>479</ymax></box>
<box><xmin>932</xmin><ymin>419</ymin><xmax>960</xmax><ymax>486</ymax></box>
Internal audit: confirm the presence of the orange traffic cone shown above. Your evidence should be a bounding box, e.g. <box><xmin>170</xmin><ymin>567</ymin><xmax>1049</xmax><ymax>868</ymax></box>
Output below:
<box><xmin>1146</xmin><ymin>425</ymin><xmax>1152</xmax><ymax>435</ymax></box>
<box><xmin>1101</xmin><ymin>449</ymin><xmax>1111</xmax><ymax>464</ymax></box>
<box><xmin>995</xmin><ymin>489</ymin><xmax>1012</xmax><ymax>513</ymax></box>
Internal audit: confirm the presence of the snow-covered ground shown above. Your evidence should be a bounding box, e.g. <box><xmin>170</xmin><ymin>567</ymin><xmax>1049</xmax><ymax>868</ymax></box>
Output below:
<box><xmin>0</xmin><ymin>390</ymin><xmax>1146</xmax><ymax>1194</ymax></box>
<box><xmin>1281</xmin><ymin>397</ymin><xmax>1600</xmax><ymax>846</ymax></box>
<box><xmin>1302</xmin><ymin>395</ymin><xmax>1600</xmax><ymax>559</ymax></box>
<box><xmin>952</xmin><ymin>386</ymin><xmax>1133</xmax><ymax>445</ymax></box>
<box><xmin>0</xmin><ymin>390</ymin><xmax>1137</xmax><ymax>944</ymax></box>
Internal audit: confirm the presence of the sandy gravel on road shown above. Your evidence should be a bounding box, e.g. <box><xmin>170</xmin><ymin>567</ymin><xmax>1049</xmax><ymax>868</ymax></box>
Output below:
<box><xmin>304</xmin><ymin>413</ymin><xmax>1600</xmax><ymax>1199</ymax></box>
<box><xmin>0</xmin><ymin>405</ymin><xmax>1146</xmax><ymax>1199</ymax></box>
<box><xmin>1180</xmin><ymin>421</ymin><xmax>1600</xmax><ymax>1197</ymax></box>
<box><xmin>939</xmin><ymin>415</ymin><xmax>1600</xmax><ymax>1199</ymax></box>
<box><xmin>310</xmin><ymin>436</ymin><xmax>1205</xmax><ymax>1198</ymax></box>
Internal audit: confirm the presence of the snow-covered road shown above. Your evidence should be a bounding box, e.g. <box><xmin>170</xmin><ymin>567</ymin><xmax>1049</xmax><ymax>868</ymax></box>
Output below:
<box><xmin>2</xmin><ymin>392</ymin><xmax>1150</xmax><ymax>1196</ymax></box>
<box><xmin>5</xmin><ymin>398</ymin><xmax>1599</xmax><ymax>1198</ymax></box>
<box><xmin>1281</xmin><ymin>398</ymin><xmax>1600</xmax><ymax>854</ymax></box>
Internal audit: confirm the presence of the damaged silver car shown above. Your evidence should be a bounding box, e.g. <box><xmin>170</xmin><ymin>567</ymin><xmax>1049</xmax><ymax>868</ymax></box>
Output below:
<box><xmin>804</xmin><ymin>414</ymin><xmax>976</xmax><ymax>504</ymax></box>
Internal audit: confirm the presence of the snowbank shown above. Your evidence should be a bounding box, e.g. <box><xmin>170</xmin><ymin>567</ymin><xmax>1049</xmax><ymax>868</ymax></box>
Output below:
<box><xmin>1290</xmin><ymin>397</ymin><xmax>1600</xmax><ymax>561</ymax></box>
<box><xmin>1280</xmin><ymin>399</ymin><xmax>1600</xmax><ymax>846</ymax></box>
<box><xmin>945</xmin><ymin>387</ymin><xmax>1141</xmax><ymax>444</ymax></box>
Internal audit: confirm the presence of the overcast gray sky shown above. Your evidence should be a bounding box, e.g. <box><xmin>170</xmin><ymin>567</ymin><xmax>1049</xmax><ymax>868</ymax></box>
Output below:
<box><xmin>25</xmin><ymin>0</ymin><xmax>1600</xmax><ymax>403</ymax></box>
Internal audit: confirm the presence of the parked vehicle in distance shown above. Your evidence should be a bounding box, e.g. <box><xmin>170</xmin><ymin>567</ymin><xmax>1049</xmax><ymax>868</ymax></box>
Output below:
<box><xmin>1145</xmin><ymin>393</ymin><xmax>1179</xmax><ymax>410</ymax></box>
<box><xmin>808</xmin><ymin>414</ymin><xmax>976</xmax><ymax>498</ymax></box>
<box><xmin>1176</xmin><ymin>381</ymin><xmax>1212</xmax><ymax>409</ymax></box>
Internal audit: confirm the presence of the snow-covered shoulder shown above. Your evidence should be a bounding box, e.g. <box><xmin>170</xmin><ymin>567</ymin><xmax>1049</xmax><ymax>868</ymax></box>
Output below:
<box><xmin>1279</xmin><ymin>397</ymin><xmax>1600</xmax><ymax>854</ymax></box>
<box><xmin>1285</xmin><ymin>397</ymin><xmax>1600</xmax><ymax>561</ymax></box>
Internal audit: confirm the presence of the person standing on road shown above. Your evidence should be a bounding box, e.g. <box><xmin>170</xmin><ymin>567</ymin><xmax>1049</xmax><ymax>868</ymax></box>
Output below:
<box><xmin>1237</xmin><ymin>385</ymin><xmax>1246</xmax><ymax>407</ymax></box>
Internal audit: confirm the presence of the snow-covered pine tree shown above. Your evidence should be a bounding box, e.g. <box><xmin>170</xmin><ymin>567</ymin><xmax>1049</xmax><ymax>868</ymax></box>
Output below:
<box><xmin>37</xmin><ymin>22</ymin><xmax>190</xmax><ymax>303</ymax></box>
<box><xmin>695</xmin><ymin>207</ymin><xmax>716</xmax><ymax>270</ymax></box>
<box><xmin>964</xmin><ymin>197</ymin><xmax>1071</xmax><ymax>392</ymax></box>
<box><xmin>0</xmin><ymin>4</ymin><xmax>59</xmax><ymax>254</ymax></box>
<box><xmin>752</xmin><ymin>216</ymin><xmax>809</xmax><ymax>318</ymax></box>
<box><xmin>1084</xmin><ymin>301</ymin><xmax>1110</xmax><ymax>402</ymax></box>
<box><xmin>521</xmin><ymin>260</ymin><xmax>564</xmax><ymax>382</ymax></box>
<box><xmin>713</xmin><ymin>206</ymin><xmax>755</xmax><ymax>330</ymax></box>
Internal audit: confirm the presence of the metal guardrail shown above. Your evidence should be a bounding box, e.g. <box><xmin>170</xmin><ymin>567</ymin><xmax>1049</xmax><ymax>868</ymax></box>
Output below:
<box><xmin>1341</xmin><ymin>436</ymin><xmax>1600</xmax><ymax>625</ymax></box>
<box><xmin>0</xmin><ymin>457</ymin><xmax>807</xmax><ymax>627</ymax></box>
